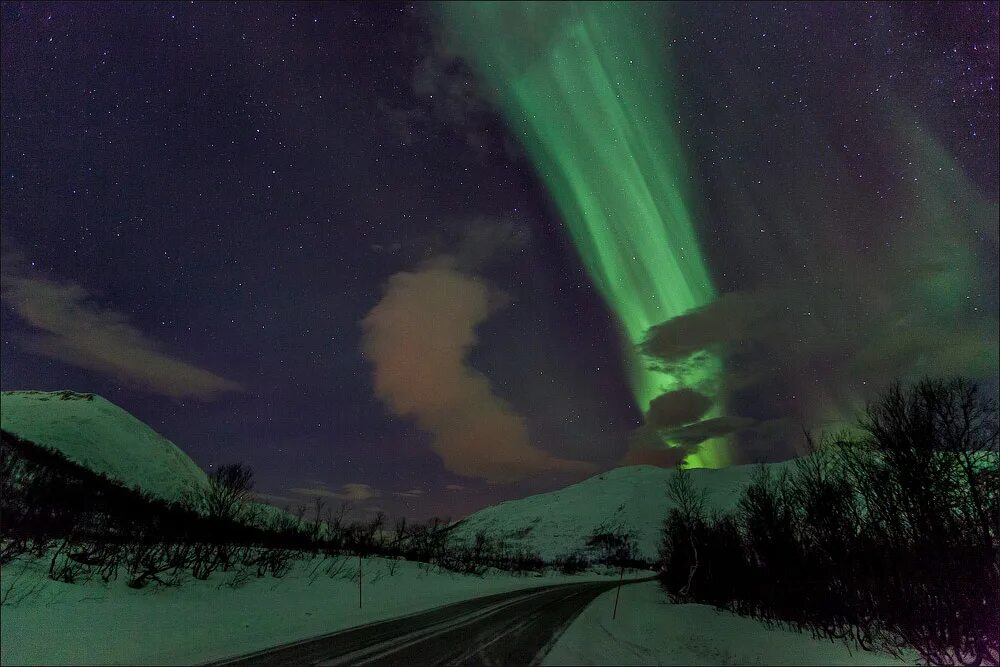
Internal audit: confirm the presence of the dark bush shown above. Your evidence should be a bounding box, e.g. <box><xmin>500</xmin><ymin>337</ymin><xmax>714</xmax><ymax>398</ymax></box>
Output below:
<box><xmin>1</xmin><ymin>430</ymin><xmax>550</xmax><ymax>590</ymax></box>
<box><xmin>587</xmin><ymin>521</ymin><xmax>642</xmax><ymax>568</ymax></box>
<box><xmin>554</xmin><ymin>551</ymin><xmax>590</xmax><ymax>575</ymax></box>
<box><xmin>0</xmin><ymin>430</ymin><xmax>314</xmax><ymax>588</ymax></box>
<box><xmin>659</xmin><ymin>378</ymin><xmax>1000</xmax><ymax>666</ymax></box>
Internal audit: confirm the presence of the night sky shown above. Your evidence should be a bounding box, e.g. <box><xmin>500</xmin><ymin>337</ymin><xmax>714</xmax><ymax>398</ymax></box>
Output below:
<box><xmin>2</xmin><ymin>2</ymin><xmax>997</xmax><ymax>521</ymax></box>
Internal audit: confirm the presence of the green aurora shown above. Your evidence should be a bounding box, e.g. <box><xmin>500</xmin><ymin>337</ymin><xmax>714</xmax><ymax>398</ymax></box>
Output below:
<box><xmin>438</xmin><ymin>1</ymin><xmax>729</xmax><ymax>467</ymax></box>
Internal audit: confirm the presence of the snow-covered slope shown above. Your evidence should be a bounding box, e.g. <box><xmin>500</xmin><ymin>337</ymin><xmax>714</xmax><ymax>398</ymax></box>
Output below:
<box><xmin>0</xmin><ymin>390</ymin><xmax>208</xmax><ymax>503</ymax></box>
<box><xmin>451</xmin><ymin>461</ymin><xmax>797</xmax><ymax>562</ymax></box>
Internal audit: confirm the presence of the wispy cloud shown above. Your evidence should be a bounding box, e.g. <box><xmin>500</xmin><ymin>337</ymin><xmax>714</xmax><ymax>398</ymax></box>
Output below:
<box><xmin>252</xmin><ymin>492</ymin><xmax>296</xmax><ymax>507</ymax></box>
<box><xmin>1</xmin><ymin>258</ymin><xmax>242</xmax><ymax>401</ymax></box>
<box><xmin>288</xmin><ymin>483</ymin><xmax>379</xmax><ymax>502</ymax></box>
<box><xmin>393</xmin><ymin>488</ymin><xmax>424</xmax><ymax>498</ymax></box>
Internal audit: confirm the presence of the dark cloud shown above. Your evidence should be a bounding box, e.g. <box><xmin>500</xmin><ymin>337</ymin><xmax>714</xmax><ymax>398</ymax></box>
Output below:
<box><xmin>643</xmin><ymin>288</ymin><xmax>995</xmax><ymax>453</ymax></box>
<box><xmin>623</xmin><ymin>424</ymin><xmax>695</xmax><ymax>468</ymax></box>
<box><xmin>637</xmin><ymin>120</ymin><xmax>998</xmax><ymax>465</ymax></box>
<box><xmin>644</xmin><ymin>282</ymin><xmax>997</xmax><ymax>421</ymax></box>
<box><xmin>622</xmin><ymin>444</ymin><xmax>693</xmax><ymax>469</ymax></box>
<box><xmin>660</xmin><ymin>416</ymin><xmax>758</xmax><ymax>447</ymax></box>
<box><xmin>624</xmin><ymin>416</ymin><xmax>804</xmax><ymax>468</ymax></box>
<box><xmin>641</xmin><ymin>292</ymin><xmax>771</xmax><ymax>366</ymax></box>
<box><xmin>638</xmin><ymin>267</ymin><xmax>997</xmax><ymax>464</ymax></box>
<box><xmin>645</xmin><ymin>388</ymin><xmax>714</xmax><ymax>429</ymax></box>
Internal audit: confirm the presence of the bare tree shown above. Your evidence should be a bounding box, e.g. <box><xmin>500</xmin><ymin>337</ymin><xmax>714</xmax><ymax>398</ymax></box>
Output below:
<box><xmin>202</xmin><ymin>463</ymin><xmax>255</xmax><ymax>522</ymax></box>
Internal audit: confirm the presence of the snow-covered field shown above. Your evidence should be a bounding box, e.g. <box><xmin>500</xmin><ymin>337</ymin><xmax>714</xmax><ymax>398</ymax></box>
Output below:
<box><xmin>0</xmin><ymin>555</ymin><xmax>624</xmax><ymax>666</ymax></box>
<box><xmin>544</xmin><ymin>581</ymin><xmax>918</xmax><ymax>666</ymax></box>
<box><xmin>1</xmin><ymin>558</ymin><xmax>925</xmax><ymax>666</ymax></box>
<box><xmin>0</xmin><ymin>392</ymin><xmax>926</xmax><ymax>665</ymax></box>
<box><xmin>451</xmin><ymin>461</ymin><xmax>798</xmax><ymax>561</ymax></box>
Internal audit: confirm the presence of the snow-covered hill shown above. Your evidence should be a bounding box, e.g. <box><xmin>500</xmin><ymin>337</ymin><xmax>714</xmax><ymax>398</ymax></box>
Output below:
<box><xmin>0</xmin><ymin>390</ymin><xmax>208</xmax><ymax>503</ymax></box>
<box><xmin>451</xmin><ymin>461</ymin><xmax>798</xmax><ymax>562</ymax></box>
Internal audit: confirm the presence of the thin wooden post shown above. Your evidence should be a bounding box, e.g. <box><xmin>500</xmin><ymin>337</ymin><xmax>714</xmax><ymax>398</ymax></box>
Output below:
<box><xmin>358</xmin><ymin>552</ymin><xmax>362</xmax><ymax>609</ymax></box>
<box><xmin>612</xmin><ymin>564</ymin><xmax>625</xmax><ymax>619</ymax></box>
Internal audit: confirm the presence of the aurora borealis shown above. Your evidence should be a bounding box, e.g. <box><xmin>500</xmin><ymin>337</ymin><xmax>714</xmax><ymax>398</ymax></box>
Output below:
<box><xmin>1</xmin><ymin>1</ymin><xmax>997</xmax><ymax>518</ymax></box>
<box><xmin>439</xmin><ymin>1</ymin><xmax>729</xmax><ymax>467</ymax></box>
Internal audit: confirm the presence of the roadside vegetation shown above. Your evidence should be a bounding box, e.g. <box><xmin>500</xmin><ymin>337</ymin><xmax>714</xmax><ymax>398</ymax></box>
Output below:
<box><xmin>1</xmin><ymin>429</ymin><xmax>639</xmax><ymax>600</ymax></box>
<box><xmin>660</xmin><ymin>377</ymin><xmax>1000</xmax><ymax>666</ymax></box>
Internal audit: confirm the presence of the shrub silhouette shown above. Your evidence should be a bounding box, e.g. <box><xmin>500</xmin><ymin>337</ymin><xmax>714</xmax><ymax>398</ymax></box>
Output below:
<box><xmin>1</xmin><ymin>429</ymin><xmax>547</xmax><ymax>592</ymax></box>
<box><xmin>587</xmin><ymin>521</ymin><xmax>645</xmax><ymax>568</ymax></box>
<box><xmin>659</xmin><ymin>378</ymin><xmax>999</xmax><ymax>665</ymax></box>
<box><xmin>201</xmin><ymin>463</ymin><xmax>255</xmax><ymax>522</ymax></box>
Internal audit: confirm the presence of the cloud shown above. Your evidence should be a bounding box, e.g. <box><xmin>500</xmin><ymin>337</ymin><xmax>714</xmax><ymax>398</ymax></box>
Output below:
<box><xmin>624</xmin><ymin>416</ymin><xmax>801</xmax><ymax>468</ymax></box>
<box><xmin>623</xmin><ymin>425</ymin><xmax>696</xmax><ymax>468</ymax></box>
<box><xmin>631</xmin><ymin>73</ymin><xmax>998</xmax><ymax>464</ymax></box>
<box><xmin>644</xmin><ymin>282</ymin><xmax>998</xmax><ymax>401</ymax></box>
<box><xmin>372</xmin><ymin>216</ymin><xmax>532</xmax><ymax>274</ymax></box>
<box><xmin>252</xmin><ymin>492</ymin><xmax>296</xmax><ymax>506</ymax></box>
<box><xmin>641</xmin><ymin>292</ymin><xmax>771</xmax><ymax>366</ymax></box>
<box><xmin>379</xmin><ymin>48</ymin><xmax>522</xmax><ymax>164</ymax></box>
<box><xmin>639</xmin><ymin>279</ymin><xmax>998</xmax><ymax>463</ymax></box>
<box><xmin>337</xmin><ymin>483</ymin><xmax>380</xmax><ymax>501</ymax></box>
<box><xmin>1</xmin><ymin>260</ymin><xmax>242</xmax><ymax>401</ymax></box>
<box><xmin>660</xmin><ymin>416</ymin><xmax>757</xmax><ymax>447</ymax></box>
<box><xmin>645</xmin><ymin>389</ymin><xmax>714</xmax><ymax>429</ymax></box>
<box><xmin>622</xmin><ymin>416</ymin><xmax>756</xmax><ymax>470</ymax></box>
<box><xmin>288</xmin><ymin>483</ymin><xmax>379</xmax><ymax>502</ymax></box>
<box><xmin>445</xmin><ymin>484</ymin><xmax>465</xmax><ymax>491</ymax></box>
<box><xmin>452</xmin><ymin>218</ymin><xmax>532</xmax><ymax>271</ymax></box>
<box><xmin>393</xmin><ymin>488</ymin><xmax>424</xmax><ymax>498</ymax></box>
<box><xmin>622</xmin><ymin>445</ymin><xmax>693</xmax><ymax>469</ymax></box>
<box><xmin>361</xmin><ymin>257</ymin><xmax>595</xmax><ymax>482</ymax></box>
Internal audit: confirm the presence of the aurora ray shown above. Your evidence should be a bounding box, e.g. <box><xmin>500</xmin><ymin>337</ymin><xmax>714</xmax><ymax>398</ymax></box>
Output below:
<box><xmin>438</xmin><ymin>1</ymin><xmax>730</xmax><ymax>467</ymax></box>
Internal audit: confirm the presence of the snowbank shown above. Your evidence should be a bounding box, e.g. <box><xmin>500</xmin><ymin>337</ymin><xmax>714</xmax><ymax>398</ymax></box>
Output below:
<box><xmin>543</xmin><ymin>581</ymin><xmax>919</xmax><ymax>666</ymax></box>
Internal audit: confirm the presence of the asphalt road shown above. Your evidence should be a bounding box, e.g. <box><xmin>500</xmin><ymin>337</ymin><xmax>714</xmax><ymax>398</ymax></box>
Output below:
<box><xmin>211</xmin><ymin>579</ymin><xmax>640</xmax><ymax>666</ymax></box>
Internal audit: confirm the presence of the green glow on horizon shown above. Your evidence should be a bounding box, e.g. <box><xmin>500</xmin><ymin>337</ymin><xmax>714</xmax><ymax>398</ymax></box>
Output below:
<box><xmin>439</xmin><ymin>2</ymin><xmax>730</xmax><ymax>467</ymax></box>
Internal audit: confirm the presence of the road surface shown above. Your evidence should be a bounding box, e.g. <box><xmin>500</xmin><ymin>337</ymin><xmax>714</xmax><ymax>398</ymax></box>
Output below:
<box><xmin>211</xmin><ymin>579</ymin><xmax>641</xmax><ymax>666</ymax></box>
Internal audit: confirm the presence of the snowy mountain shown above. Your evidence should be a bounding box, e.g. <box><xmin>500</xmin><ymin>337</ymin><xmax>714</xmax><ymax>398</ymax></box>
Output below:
<box><xmin>0</xmin><ymin>388</ymin><xmax>800</xmax><ymax>561</ymax></box>
<box><xmin>0</xmin><ymin>390</ymin><xmax>208</xmax><ymax>503</ymax></box>
<box><xmin>451</xmin><ymin>461</ymin><xmax>798</xmax><ymax>562</ymax></box>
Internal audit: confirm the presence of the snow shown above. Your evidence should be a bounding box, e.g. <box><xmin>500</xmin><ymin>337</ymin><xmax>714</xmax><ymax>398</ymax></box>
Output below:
<box><xmin>0</xmin><ymin>392</ymin><xmax>930</xmax><ymax>665</ymax></box>
<box><xmin>451</xmin><ymin>462</ymin><xmax>798</xmax><ymax>561</ymax></box>
<box><xmin>544</xmin><ymin>581</ymin><xmax>919</xmax><ymax>666</ymax></box>
<box><xmin>0</xmin><ymin>389</ymin><xmax>800</xmax><ymax>563</ymax></box>
<box><xmin>1</xmin><ymin>390</ymin><xmax>208</xmax><ymax>503</ymax></box>
<box><xmin>0</xmin><ymin>555</ymin><xmax>623</xmax><ymax>666</ymax></box>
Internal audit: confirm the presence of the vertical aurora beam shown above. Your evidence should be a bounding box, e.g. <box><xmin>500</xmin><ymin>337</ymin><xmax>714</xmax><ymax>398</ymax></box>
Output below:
<box><xmin>438</xmin><ymin>2</ymin><xmax>730</xmax><ymax>467</ymax></box>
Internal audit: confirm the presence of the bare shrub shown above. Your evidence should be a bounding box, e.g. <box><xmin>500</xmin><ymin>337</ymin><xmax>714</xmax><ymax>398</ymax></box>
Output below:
<box><xmin>659</xmin><ymin>377</ymin><xmax>1000</xmax><ymax>665</ymax></box>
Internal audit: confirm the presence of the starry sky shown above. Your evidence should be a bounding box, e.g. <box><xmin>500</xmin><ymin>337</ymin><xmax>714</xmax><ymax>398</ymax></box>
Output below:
<box><xmin>2</xmin><ymin>1</ymin><xmax>997</xmax><ymax>521</ymax></box>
